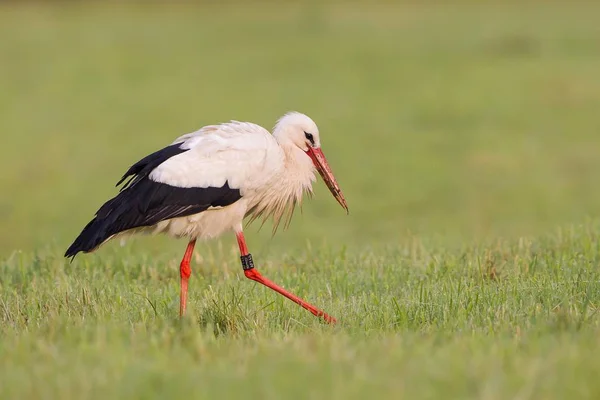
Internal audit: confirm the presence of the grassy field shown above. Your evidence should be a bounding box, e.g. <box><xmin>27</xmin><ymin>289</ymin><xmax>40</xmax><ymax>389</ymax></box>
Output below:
<box><xmin>2</xmin><ymin>1</ymin><xmax>600</xmax><ymax>399</ymax></box>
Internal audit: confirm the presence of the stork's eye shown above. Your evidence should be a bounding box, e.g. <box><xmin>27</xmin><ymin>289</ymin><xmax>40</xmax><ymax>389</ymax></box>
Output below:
<box><xmin>304</xmin><ymin>131</ymin><xmax>315</xmax><ymax>145</ymax></box>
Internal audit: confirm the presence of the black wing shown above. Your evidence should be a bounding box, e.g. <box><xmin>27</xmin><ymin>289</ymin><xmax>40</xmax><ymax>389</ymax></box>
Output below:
<box><xmin>115</xmin><ymin>143</ymin><xmax>189</xmax><ymax>190</ymax></box>
<box><xmin>64</xmin><ymin>144</ymin><xmax>242</xmax><ymax>259</ymax></box>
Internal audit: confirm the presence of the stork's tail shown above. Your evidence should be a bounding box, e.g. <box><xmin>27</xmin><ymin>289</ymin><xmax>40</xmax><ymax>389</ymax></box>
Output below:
<box><xmin>64</xmin><ymin>216</ymin><xmax>115</xmax><ymax>260</ymax></box>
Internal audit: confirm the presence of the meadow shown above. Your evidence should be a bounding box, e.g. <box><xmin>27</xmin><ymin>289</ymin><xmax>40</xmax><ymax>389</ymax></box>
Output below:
<box><xmin>1</xmin><ymin>2</ymin><xmax>600</xmax><ymax>399</ymax></box>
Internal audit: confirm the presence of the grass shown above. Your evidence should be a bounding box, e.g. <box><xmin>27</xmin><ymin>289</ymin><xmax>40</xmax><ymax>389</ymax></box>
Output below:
<box><xmin>2</xmin><ymin>1</ymin><xmax>600</xmax><ymax>399</ymax></box>
<box><xmin>2</xmin><ymin>228</ymin><xmax>600</xmax><ymax>399</ymax></box>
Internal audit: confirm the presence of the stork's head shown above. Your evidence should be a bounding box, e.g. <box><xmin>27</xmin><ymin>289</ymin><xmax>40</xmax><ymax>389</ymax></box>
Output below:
<box><xmin>273</xmin><ymin>111</ymin><xmax>349</xmax><ymax>213</ymax></box>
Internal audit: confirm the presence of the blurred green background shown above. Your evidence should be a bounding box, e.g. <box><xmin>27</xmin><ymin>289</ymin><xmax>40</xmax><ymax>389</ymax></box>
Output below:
<box><xmin>1</xmin><ymin>1</ymin><xmax>600</xmax><ymax>258</ymax></box>
<box><xmin>2</xmin><ymin>3</ymin><xmax>600</xmax><ymax>399</ymax></box>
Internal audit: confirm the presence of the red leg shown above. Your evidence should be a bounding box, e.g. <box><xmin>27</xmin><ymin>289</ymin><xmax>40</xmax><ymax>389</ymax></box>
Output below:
<box><xmin>235</xmin><ymin>232</ymin><xmax>337</xmax><ymax>324</ymax></box>
<box><xmin>179</xmin><ymin>239</ymin><xmax>196</xmax><ymax>317</ymax></box>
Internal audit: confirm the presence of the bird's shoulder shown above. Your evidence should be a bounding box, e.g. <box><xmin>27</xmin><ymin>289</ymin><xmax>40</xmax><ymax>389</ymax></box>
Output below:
<box><xmin>148</xmin><ymin>120</ymin><xmax>283</xmax><ymax>190</ymax></box>
<box><xmin>172</xmin><ymin>120</ymin><xmax>276</xmax><ymax>151</ymax></box>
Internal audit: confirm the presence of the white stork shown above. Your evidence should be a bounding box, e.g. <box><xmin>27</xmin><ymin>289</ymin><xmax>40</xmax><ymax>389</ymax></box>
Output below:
<box><xmin>65</xmin><ymin>112</ymin><xmax>348</xmax><ymax>324</ymax></box>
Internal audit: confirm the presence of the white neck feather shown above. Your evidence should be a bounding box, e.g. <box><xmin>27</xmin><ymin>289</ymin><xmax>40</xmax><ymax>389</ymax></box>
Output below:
<box><xmin>246</xmin><ymin>142</ymin><xmax>316</xmax><ymax>233</ymax></box>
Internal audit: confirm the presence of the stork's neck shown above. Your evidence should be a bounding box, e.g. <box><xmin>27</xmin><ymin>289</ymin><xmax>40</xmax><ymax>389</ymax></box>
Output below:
<box><xmin>278</xmin><ymin>142</ymin><xmax>316</xmax><ymax>190</ymax></box>
<box><xmin>245</xmin><ymin>140</ymin><xmax>316</xmax><ymax>232</ymax></box>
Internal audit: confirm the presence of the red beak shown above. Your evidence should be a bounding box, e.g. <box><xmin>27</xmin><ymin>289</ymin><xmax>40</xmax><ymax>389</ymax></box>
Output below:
<box><xmin>305</xmin><ymin>147</ymin><xmax>349</xmax><ymax>213</ymax></box>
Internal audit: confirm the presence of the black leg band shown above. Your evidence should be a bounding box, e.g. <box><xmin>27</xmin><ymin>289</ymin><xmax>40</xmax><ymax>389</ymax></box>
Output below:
<box><xmin>240</xmin><ymin>254</ymin><xmax>255</xmax><ymax>271</ymax></box>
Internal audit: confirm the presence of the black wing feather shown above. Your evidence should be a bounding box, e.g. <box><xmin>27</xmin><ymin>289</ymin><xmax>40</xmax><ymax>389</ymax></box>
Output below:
<box><xmin>115</xmin><ymin>143</ymin><xmax>189</xmax><ymax>190</ymax></box>
<box><xmin>65</xmin><ymin>143</ymin><xmax>242</xmax><ymax>259</ymax></box>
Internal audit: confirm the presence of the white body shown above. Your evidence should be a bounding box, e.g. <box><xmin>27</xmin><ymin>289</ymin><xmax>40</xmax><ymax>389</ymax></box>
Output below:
<box><xmin>138</xmin><ymin>115</ymin><xmax>319</xmax><ymax>241</ymax></box>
